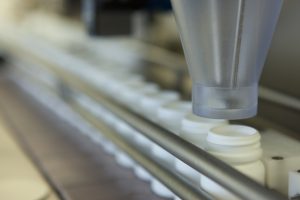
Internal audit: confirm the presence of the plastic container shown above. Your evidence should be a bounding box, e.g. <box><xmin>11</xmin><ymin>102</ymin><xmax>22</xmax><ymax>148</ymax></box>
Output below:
<box><xmin>157</xmin><ymin>101</ymin><xmax>192</xmax><ymax>133</ymax></box>
<box><xmin>118</xmin><ymin>81</ymin><xmax>147</xmax><ymax>104</ymax></box>
<box><xmin>150</xmin><ymin>101</ymin><xmax>192</xmax><ymax>198</ymax></box>
<box><xmin>106</xmin><ymin>75</ymin><xmax>144</xmax><ymax>99</ymax></box>
<box><xmin>122</xmin><ymin>83</ymin><xmax>159</xmax><ymax>110</ymax></box>
<box><xmin>133</xmin><ymin>91</ymin><xmax>179</xmax><ymax>181</ymax></box>
<box><xmin>139</xmin><ymin>91</ymin><xmax>180</xmax><ymax>121</ymax></box>
<box><xmin>110</xmin><ymin>76</ymin><xmax>145</xmax><ymax>103</ymax></box>
<box><xmin>175</xmin><ymin>113</ymin><xmax>227</xmax><ymax>184</ymax></box>
<box><xmin>153</xmin><ymin>101</ymin><xmax>192</xmax><ymax>163</ymax></box>
<box><xmin>201</xmin><ymin>125</ymin><xmax>265</xmax><ymax>200</ymax></box>
<box><xmin>94</xmin><ymin>73</ymin><xmax>143</xmax><ymax>98</ymax></box>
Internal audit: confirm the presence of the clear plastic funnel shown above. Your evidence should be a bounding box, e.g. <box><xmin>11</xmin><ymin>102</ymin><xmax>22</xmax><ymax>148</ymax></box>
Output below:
<box><xmin>171</xmin><ymin>0</ymin><xmax>283</xmax><ymax>119</ymax></box>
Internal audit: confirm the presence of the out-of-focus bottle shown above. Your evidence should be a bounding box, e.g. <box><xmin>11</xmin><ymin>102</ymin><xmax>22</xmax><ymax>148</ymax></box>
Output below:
<box><xmin>175</xmin><ymin>113</ymin><xmax>227</xmax><ymax>184</ymax></box>
<box><xmin>150</xmin><ymin>101</ymin><xmax>191</xmax><ymax>198</ymax></box>
<box><xmin>139</xmin><ymin>91</ymin><xmax>180</xmax><ymax>121</ymax></box>
<box><xmin>120</xmin><ymin>83</ymin><xmax>159</xmax><ymax>108</ymax></box>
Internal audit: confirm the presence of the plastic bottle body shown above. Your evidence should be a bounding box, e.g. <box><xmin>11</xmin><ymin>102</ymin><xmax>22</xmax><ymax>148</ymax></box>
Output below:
<box><xmin>175</xmin><ymin>113</ymin><xmax>227</xmax><ymax>184</ymax></box>
<box><xmin>139</xmin><ymin>91</ymin><xmax>179</xmax><ymax>121</ymax></box>
<box><xmin>201</xmin><ymin>125</ymin><xmax>266</xmax><ymax>200</ymax></box>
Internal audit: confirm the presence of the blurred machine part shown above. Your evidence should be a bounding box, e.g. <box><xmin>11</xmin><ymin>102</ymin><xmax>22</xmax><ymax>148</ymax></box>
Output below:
<box><xmin>82</xmin><ymin>0</ymin><xmax>172</xmax><ymax>36</ymax></box>
<box><xmin>171</xmin><ymin>0</ymin><xmax>283</xmax><ymax>119</ymax></box>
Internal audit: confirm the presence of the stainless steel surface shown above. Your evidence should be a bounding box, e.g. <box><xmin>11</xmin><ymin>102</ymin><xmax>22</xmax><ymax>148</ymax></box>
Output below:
<box><xmin>63</xmin><ymin>77</ymin><xmax>286</xmax><ymax>200</ymax></box>
<box><xmin>1</xmin><ymin>35</ymin><xmax>287</xmax><ymax>200</ymax></box>
<box><xmin>171</xmin><ymin>0</ymin><xmax>283</xmax><ymax>119</ymax></box>
<box><xmin>0</xmin><ymin>78</ymin><xmax>169</xmax><ymax>200</ymax></box>
<box><xmin>10</xmin><ymin>62</ymin><xmax>212</xmax><ymax>200</ymax></box>
<box><xmin>71</xmin><ymin>101</ymin><xmax>212</xmax><ymax>200</ymax></box>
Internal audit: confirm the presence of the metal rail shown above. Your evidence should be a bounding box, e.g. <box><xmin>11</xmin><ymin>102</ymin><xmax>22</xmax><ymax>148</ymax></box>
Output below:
<box><xmin>1</xmin><ymin>34</ymin><xmax>287</xmax><ymax>200</ymax></box>
<box><xmin>11</xmin><ymin>59</ymin><xmax>213</xmax><ymax>200</ymax></box>
<box><xmin>71</xmin><ymin>100</ymin><xmax>212</xmax><ymax>200</ymax></box>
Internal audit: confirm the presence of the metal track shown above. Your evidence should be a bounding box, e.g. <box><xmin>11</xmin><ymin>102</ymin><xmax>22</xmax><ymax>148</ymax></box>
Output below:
<box><xmin>1</xmin><ymin>33</ymin><xmax>288</xmax><ymax>200</ymax></box>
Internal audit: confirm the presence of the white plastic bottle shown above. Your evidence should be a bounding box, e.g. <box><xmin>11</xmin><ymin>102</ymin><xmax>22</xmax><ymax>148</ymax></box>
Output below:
<box><xmin>95</xmin><ymin>72</ymin><xmax>143</xmax><ymax>98</ymax></box>
<box><xmin>201</xmin><ymin>125</ymin><xmax>265</xmax><ymax>200</ymax></box>
<box><xmin>75</xmin><ymin>94</ymin><xmax>118</xmax><ymax>155</ymax></box>
<box><xmin>139</xmin><ymin>91</ymin><xmax>180</xmax><ymax>121</ymax></box>
<box><xmin>106</xmin><ymin>75</ymin><xmax>144</xmax><ymax>100</ymax></box>
<box><xmin>157</xmin><ymin>101</ymin><xmax>192</xmax><ymax>133</ymax></box>
<box><xmin>111</xmin><ymin>76</ymin><xmax>146</xmax><ymax>104</ymax></box>
<box><xmin>175</xmin><ymin>113</ymin><xmax>227</xmax><ymax>185</ymax></box>
<box><xmin>150</xmin><ymin>101</ymin><xmax>191</xmax><ymax>198</ymax></box>
<box><xmin>122</xmin><ymin>83</ymin><xmax>159</xmax><ymax>110</ymax></box>
<box><xmin>133</xmin><ymin>91</ymin><xmax>179</xmax><ymax>182</ymax></box>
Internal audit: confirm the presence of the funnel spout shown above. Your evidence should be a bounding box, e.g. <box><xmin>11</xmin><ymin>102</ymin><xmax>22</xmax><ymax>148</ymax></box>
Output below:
<box><xmin>171</xmin><ymin>0</ymin><xmax>283</xmax><ymax>119</ymax></box>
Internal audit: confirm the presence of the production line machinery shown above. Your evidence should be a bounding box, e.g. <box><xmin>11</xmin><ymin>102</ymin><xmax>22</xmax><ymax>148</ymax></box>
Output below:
<box><xmin>0</xmin><ymin>26</ymin><xmax>298</xmax><ymax>200</ymax></box>
<box><xmin>0</xmin><ymin>0</ymin><xmax>300</xmax><ymax>200</ymax></box>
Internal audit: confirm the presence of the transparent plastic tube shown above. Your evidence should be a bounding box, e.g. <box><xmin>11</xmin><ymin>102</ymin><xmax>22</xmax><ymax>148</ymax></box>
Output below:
<box><xmin>171</xmin><ymin>0</ymin><xmax>283</xmax><ymax>119</ymax></box>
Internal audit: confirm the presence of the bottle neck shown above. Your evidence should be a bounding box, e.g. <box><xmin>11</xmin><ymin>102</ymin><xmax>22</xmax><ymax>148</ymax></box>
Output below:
<box><xmin>206</xmin><ymin>125</ymin><xmax>263</xmax><ymax>164</ymax></box>
<box><xmin>206</xmin><ymin>142</ymin><xmax>263</xmax><ymax>164</ymax></box>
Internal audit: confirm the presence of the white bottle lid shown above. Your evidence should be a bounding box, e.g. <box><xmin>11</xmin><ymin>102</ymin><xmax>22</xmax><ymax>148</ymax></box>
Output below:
<box><xmin>206</xmin><ymin>125</ymin><xmax>262</xmax><ymax>163</ymax></box>
<box><xmin>181</xmin><ymin>113</ymin><xmax>227</xmax><ymax>135</ymax></box>
<box><xmin>139</xmin><ymin>91</ymin><xmax>180</xmax><ymax>120</ymax></box>
<box><xmin>118</xmin><ymin>82</ymin><xmax>147</xmax><ymax>104</ymax></box>
<box><xmin>102</xmin><ymin>74</ymin><xmax>144</xmax><ymax>97</ymax></box>
<box><xmin>152</xmin><ymin>101</ymin><xmax>191</xmax><ymax>166</ymax></box>
<box><xmin>157</xmin><ymin>101</ymin><xmax>192</xmax><ymax>133</ymax></box>
<box><xmin>112</xmin><ymin>77</ymin><xmax>146</xmax><ymax>102</ymax></box>
<box><xmin>122</xmin><ymin>83</ymin><xmax>159</xmax><ymax>106</ymax></box>
<box><xmin>180</xmin><ymin>113</ymin><xmax>227</xmax><ymax>148</ymax></box>
<box><xmin>207</xmin><ymin>125</ymin><xmax>261</xmax><ymax>146</ymax></box>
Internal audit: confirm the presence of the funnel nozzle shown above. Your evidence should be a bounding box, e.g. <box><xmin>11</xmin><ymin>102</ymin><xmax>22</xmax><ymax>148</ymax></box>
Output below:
<box><xmin>192</xmin><ymin>84</ymin><xmax>258</xmax><ymax>119</ymax></box>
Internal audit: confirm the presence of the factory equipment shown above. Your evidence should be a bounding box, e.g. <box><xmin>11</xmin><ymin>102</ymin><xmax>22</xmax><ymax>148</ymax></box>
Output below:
<box><xmin>171</xmin><ymin>0</ymin><xmax>283</xmax><ymax>119</ymax></box>
<box><xmin>0</xmin><ymin>1</ymin><xmax>299</xmax><ymax>200</ymax></box>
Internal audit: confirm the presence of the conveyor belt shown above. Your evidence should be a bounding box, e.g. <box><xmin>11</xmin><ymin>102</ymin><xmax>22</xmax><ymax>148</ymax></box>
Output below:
<box><xmin>0</xmin><ymin>78</ymin><xmax>166</xmax><ymax>200</ymax></box>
